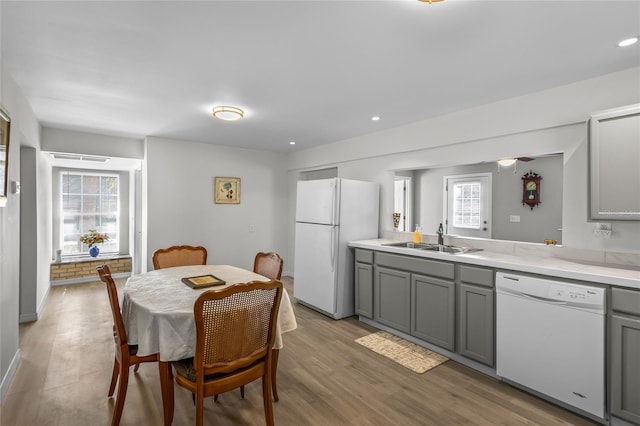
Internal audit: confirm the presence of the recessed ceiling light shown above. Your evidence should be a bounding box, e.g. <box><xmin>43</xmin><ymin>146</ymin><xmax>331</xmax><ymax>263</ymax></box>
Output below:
<box><xmin>618</xmin><ymin>37</ymin><xmax>638</xmax><ymax>47</ymax></box>
<box><xmin>371</xmin><ymin>116</ymin><xmax>380</xmax><ymax>121</ymax></box>
<box><xmin>212</xmin><ymin>106</ymin><xmax>244</xmax><ymax>121</ymax></box>
<box><xmin>289</xmin><ymin>141</ymin><xmax>296</xmax><ymax>145</ymax></box>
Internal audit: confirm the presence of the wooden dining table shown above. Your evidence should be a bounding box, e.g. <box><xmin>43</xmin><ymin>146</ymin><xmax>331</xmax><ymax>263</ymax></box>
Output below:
<box><xmin>122</xmin><ymin>264</ymin><xmax>297</xmax><ymax>425</ymax></box>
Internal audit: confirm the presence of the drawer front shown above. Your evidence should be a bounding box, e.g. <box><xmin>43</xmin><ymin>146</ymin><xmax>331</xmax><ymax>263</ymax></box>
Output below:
<box><xmin>375</xmin><ymin>252</ymin><xmax>454</xmax><ymax>280</ymax></box>
<box><xmin>458</xmin><ymin>265</ymin><xmax>494</xmax><ymax>288</ymax></box>
<box><xmin>355</xmin><ymin>249</ymin><xmax>374</xmax><ymax>264</ymax></box>
<box><xmin>612</xmin><ymin>288</ymin><xmax>640</xmax><ymax>316</ymax></box>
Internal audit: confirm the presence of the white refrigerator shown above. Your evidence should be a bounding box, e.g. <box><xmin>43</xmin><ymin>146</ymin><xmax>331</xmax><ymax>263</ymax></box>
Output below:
<box><xmin>294</xmin><ymin>178</ymin><xmax>379</xmax><ymax>319</ymax></box>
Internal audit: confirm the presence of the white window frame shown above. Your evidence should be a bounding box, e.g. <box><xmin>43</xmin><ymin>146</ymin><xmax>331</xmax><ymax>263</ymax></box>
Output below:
<box><xmin>53</xmin><ymin>167</ymin><xmax>130</xmax><ymax>257</ymax></box>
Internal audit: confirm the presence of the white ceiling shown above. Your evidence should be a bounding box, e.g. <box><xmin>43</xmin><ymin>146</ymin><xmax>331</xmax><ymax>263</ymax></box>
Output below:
<box><xmin>2</xmin><ymin>1</ymin><xmax>639</xmax><ymax>153</ymax></box>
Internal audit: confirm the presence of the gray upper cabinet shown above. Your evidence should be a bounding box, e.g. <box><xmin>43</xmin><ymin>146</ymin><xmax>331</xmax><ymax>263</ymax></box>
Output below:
<box><xmin>589</xmin><ymin>104</ymin><xmax>640</xmax><ymax>220</ymax></box>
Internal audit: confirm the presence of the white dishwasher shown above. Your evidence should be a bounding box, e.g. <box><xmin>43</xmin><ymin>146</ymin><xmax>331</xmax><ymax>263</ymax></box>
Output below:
<box><xmin>496</xmin><ymin>272</ymin><xmax>606</xmax><ymax>420</ymax></box>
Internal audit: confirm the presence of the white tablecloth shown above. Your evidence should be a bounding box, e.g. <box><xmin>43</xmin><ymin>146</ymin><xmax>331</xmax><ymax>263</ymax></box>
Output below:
<box><xmin>122</xmin><ymin>265</ymin><xmax>297</xmax><ymax>362</ymax></box>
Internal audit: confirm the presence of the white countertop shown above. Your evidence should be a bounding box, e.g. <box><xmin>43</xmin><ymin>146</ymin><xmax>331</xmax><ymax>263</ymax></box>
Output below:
<box><xmin>349</xmin><ymin>238</ymin><xmax>640</xmax><ymax>290</ymax></box>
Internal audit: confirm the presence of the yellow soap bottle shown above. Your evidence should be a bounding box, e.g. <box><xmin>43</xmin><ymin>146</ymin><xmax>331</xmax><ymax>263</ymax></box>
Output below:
<box><xmin>413</xmin><ymin>225</ymin><xmax>422</xmax><ymax>244</ymax></box>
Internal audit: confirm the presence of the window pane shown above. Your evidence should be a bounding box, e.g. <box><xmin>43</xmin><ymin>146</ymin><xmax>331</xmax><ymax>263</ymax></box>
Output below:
<box><xmin>83</xmin><ymin>175</ymin><xmax>100</xmax><ymax>194</ymax></box>
<box><xmin>63</xmin><ymin>174</ymin><xmax>81</xmax><ymax>193</ymax></box>
<box><xmin>453</xmin><ymin>181</ymin><xmax>482</xmax><ymax>229</ymax></box>
<box><xmin>82</xmin><ymin>194</ymin><xmax>100</xmax><ymax>213</ymax></box>
<box><xmin>101</xmin><ymin>195</ymin><xmax>118</xmax><ymax>212</ymax></box>
<box><xmin>62</xmin><ymin>194</ymin><xmax>81</xmax><ymax>212</ymax></box>
<box><xmin>101</xmin><ymin>176</ymin><xmax>118</xmax><ymax>195</ymax></box>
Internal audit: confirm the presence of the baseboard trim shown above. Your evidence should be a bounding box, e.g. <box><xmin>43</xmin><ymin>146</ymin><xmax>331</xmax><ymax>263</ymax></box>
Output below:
<box><xmin>0</xmin><ymin>349</ymin><xmax>21</xmax><ymax>402</ymax></box>
<box><xmin>19</xmin><ymin>313</ymin><xmax>37</xmax><ymax>323</ymax></box>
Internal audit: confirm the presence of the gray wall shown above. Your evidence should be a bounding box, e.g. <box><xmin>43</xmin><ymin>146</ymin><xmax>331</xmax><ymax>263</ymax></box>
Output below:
<box><xmin>415</xmin><ymin>154</ymin><xmax>563</xmax><ymax>244</ymax></box>
<box><xmin>144</xmin><ymin>137</ymin><xmax>289</xmax><ymax>273</ymax></box>
<box><xmin>0</xmin><ymin>66</ymin><xmax>42</xmax><ymax>399</ymax></box>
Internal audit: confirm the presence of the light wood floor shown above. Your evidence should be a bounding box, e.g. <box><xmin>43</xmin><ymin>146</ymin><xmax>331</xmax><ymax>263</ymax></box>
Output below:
<box><xmin>1</xmin><ymin>277</ymin><xmax>597</xmax><ymax>425</ymax></box>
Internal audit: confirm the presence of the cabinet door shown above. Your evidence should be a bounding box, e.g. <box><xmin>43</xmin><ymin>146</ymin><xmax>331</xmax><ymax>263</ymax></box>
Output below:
<box><xmin>458</xmin><ymin>283</ymin><xmax>494</xmax><ymax>366</ymax></box>
<box><xmin>411</xmin><ymin>274</ymin><xmax>455</xmax><ymax>350</ymax></box>
<box><xmin>374</xmin><ymin>266</ymin><xmax>411</xmax><ymax>333</ymax></box>
<box><xmin>611</xmin><ymin>314</ymin><xmax>640</xmax><ymax>424</ymax></box>
<box><xmin>355</xmin><ymin>262</ymin><xmax>373</xmax><ymax>319</ymax></box>
<box><xmin>589</xmin><ymin>104</ymin><xmax>640</xmax><ymax>220</ymax></box>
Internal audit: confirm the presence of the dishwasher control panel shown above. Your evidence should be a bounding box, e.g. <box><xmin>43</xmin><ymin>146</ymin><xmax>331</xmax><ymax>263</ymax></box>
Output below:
<box><xmin>549</xmin><ymin>283</ymin><xmax>601</xmax><ymax>303</ymax></box>
<box><xmin>496</xmin><ymin>272</ymin><xmax>606</xmax><ymax>313</ymax></box>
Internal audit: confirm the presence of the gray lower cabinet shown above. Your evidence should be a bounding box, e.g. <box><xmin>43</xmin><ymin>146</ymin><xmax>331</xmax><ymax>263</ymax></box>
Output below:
<box><xmin>610</xmin><ymin>288</ymin><xmax>640</xmax><ymax>424</ymax></box>
<box><xmin>355</xmin><ymin>249</ymin><xmax>375</xmax><ymax>319</ymax></box>
<box><xmin>355</xmin><ymin>262</ymin><xmax>374</xmax><ymax>318</ymax></box>
<box><xmin>456</xmin><ymin>265</ymin><xmax>495</xmax><ymax>366</ymax></box>
<box><xmin>411</xmin><ymin>274</ymin><xmax>455</xmax><ymax>350</ymax></box>
<box><xmin>374</xmin><ymin>266</ymin><xmax>411</xmax><ymax>333</ymax></box>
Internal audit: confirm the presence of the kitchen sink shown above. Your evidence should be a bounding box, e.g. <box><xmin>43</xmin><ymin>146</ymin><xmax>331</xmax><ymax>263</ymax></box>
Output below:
<box><xmin>382</xmin><ymin>241</ymin><xmax>482</xmax><ymax>254</ymax></box>
<box><xmin>421</xmin><ymin>245</ymin><xmax>483</xmax><ymax>254</ymax></box>
<box><xmin>382</xmin><ymin>241</ymin><xmax>437</xmax><ymax>249</ymax></box>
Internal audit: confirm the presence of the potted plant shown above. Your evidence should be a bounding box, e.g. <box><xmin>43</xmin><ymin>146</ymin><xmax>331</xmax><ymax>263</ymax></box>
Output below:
<box><xmin>80</xmin><ymin>229</ymin><xmax>109</xmax><ymax>257</ymax></box>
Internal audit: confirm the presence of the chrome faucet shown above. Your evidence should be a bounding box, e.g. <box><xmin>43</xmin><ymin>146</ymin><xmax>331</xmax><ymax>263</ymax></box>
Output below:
<box><xmin>437</xmin><ymin>223</ymin><xmax>444</xmax><ymax>245</ymax></box>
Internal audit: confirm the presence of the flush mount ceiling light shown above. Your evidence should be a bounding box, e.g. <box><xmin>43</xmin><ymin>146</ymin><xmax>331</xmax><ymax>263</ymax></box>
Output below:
<box><xmin>212</xmin><ymin>106</ymin><xmax>244</xmax><ymax>121</ymax></box>
<box><xmin>418</xmin><ymin>0</ymin><xmax>445</xmax><ymax>3</ymax></box>
<box><xmin>618</xmin><ymin>37</ymin><xmax>638</xmax><ymax>47</ymax></box>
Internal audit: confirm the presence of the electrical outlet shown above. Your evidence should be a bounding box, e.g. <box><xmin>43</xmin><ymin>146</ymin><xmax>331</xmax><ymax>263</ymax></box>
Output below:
<box><xmin>593</xmin><ymin>229</ymin><xmax>612</xmax><ymax>238</ymax></box>
<box><xmin>248</xmin><ymin>225</ymin><xmax>255</xmax><ymax>233</ymax></box>
<box><xmin>510</xmin><ymin>215</ymin><xmax>520</xmax><ymax>222</ymax></box>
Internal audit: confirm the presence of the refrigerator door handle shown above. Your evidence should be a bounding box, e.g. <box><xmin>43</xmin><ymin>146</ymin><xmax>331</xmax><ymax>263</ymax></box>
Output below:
<box><xmin>330</xmin><ymin>226</ymin><xmax>336</xmax><ymax>272</ymax></box>
<box><xmin>331</xmin><ymin>180</ymin><xmax>338</xmax><ymax>225</ymax></box>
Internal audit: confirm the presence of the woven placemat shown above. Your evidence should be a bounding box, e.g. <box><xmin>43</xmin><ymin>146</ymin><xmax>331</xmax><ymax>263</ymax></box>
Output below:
<box><xmin>355</xmin><ymin>331</ymin><xmax>449</xmax><ymax>374</ymax></box>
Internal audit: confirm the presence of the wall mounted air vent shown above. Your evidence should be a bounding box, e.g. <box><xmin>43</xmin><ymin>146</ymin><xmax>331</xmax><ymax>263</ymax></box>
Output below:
<box><xmin>50</xmin><ymin>153</ymin><xmax>110</xmax><ymax>163</ymax></box>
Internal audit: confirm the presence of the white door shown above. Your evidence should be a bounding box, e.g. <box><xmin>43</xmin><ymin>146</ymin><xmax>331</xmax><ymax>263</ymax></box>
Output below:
<box><xmin>444</xmin><ymin>173</ymin><xmax>492</xmax><ymax>239</ymax></box>
<box><xmin>293</xmin><ymin>222</ymin><xmax>337</xmax><ymax>315</ymax></box>
<box><xmin>296</xmin><ymin>178</ymin><xmax>339</xmax><ymax>225</ymax></box>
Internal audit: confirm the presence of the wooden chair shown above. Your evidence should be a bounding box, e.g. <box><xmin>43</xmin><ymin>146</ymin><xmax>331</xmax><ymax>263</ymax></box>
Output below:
<box><xmin>96</xmin><ymin>265</ymin><xmax>158</xmax><ymax>426</ymax></box>
<box><xmin>172</xmin><ymin>280</ymin><xmax>283</xmax><ymax>426</ymax></box>
<box><xmin>253</xmin><ymin>252</ymin><xmax>284</xmax><ymax>281</ymax></box>
<box><xmin>152</xmin><ymin>245</ymin><xmax>207</xmax><ymax>269</ymax></box>
<box><xmin>252</xmin><ymin>251</ymin><xmax>284</xmax><ymax>401</ymax></box>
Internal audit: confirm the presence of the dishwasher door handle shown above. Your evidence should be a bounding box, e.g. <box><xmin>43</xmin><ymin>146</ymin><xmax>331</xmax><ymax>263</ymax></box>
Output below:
<box><xmin>518</xmin><ymin>292</ymin><xmax>568</xmax><ymax>305</ymax></box>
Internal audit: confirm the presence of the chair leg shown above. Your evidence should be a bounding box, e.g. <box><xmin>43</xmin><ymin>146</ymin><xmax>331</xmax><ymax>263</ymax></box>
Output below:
<box><xmin>240</xmin><ymin>385</ymin><xmax>245</xmax><ymax>399</ymax></box>
<box><xmin>262</xmin><ymin>374</ymin><xmax>274</xmax><ymax>426</ymax></box>
<box><xmin>108</xmin><ymin>358</ymin><xmax>119</xmax><ymax>397</ymax></box>
<box><xmin>111</xmin><ymin>362</ymin><xmax>130</xmax><ymax>426</ymax></box>
<box><xmin>271</xmin><ymin>348</ymin><xmax>280</xmax><ymax>402</ymax></box>
<box><xmin>133</xmin><ymin>362</ymin><xmax>140</xmax><ymax>373</ymax></box>
<box><xmin>195</xmin><ymin>391</ymin><xmax>205</xmax><ymax>426</ymax></box>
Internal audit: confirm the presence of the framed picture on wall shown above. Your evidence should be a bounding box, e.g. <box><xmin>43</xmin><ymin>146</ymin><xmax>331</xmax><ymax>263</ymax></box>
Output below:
<box><xmin>0</xmin><ymin>105</ymin><xmax>11</xmax><ymax>207</ymax></box>
<box><xmin>214</xmin><ymin>177</ymin><xmax>241</xmax><ymax>204</ymax></box>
